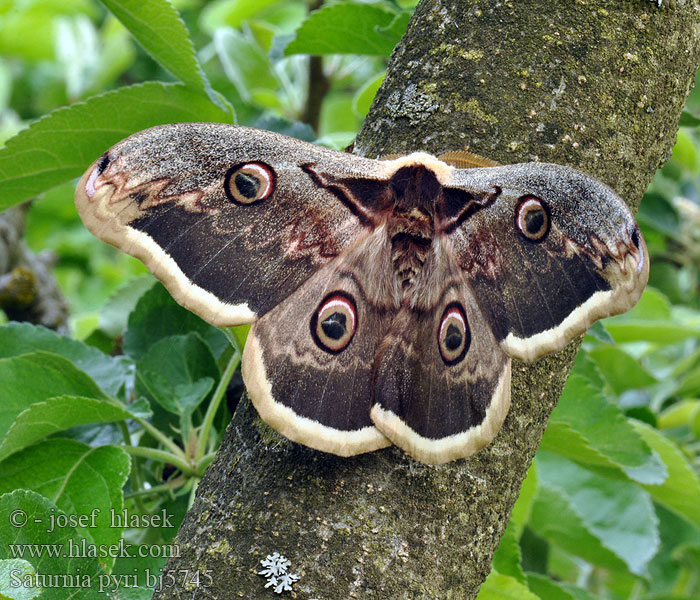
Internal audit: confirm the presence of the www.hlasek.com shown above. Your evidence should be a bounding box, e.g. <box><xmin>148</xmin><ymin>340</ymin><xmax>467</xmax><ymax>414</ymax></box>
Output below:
<box><xmin>8</xmin><ymin>537</ymin><xmax>178</xmax><ymax>560</ymax></box>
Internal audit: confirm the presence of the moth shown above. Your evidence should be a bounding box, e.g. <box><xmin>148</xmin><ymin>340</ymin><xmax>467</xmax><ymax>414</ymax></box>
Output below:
<box><xmin>75</xmin><ymin>123</ymin><xmax>648</xmax><ymax>464</ymax></box>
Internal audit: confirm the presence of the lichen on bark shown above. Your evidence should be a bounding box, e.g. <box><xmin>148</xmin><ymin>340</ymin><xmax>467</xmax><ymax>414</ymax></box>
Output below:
<box><xmin>153</xmin><ymin>2</ymin><xmax>700</xmax><ymax>599</ymax></box>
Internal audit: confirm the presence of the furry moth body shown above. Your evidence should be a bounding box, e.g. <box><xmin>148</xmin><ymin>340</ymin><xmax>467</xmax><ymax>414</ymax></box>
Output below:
<box><xmin>75</xmin><ymin>123</ymin><xmax>648</xmax><ymax>464</ymax></box>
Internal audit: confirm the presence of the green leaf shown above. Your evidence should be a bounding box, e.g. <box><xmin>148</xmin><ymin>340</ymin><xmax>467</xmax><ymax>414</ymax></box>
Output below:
<box><xmin>677</xmin><ymin>366</ymin><xmax>700</xmax><ymax>397</ymax></box>
<box><xmin>476</xmin><ymin>572</ymin><xmax>540</xmax><ymax>600</ymax></box>
<box><xmin>536</xmin><ymin>452</ymin><xmax>659</xmax><ymax>575</ymax></box>
<box><xmin>632</xmin><ymin>287</ymin><xmax>672</xmax><ymax>323</ymax></box>
<box><xmin>492</xmin><ymin>521</ymin><xmax>525</xmax><ymax>584</ymax></box>
<box><xmin>0</xmin><ymin>322</ymin><xmax>129</xmax><ymax>397</ymax></box>
<box><xmin>0</xmin><ymin>490</ymin><xmax>106</xmax><ymax>600</ymax></box>
<box><xmin>560</xmin><ymin>584</ymin><xmax>599</xmax><ymax>600</ymax></box>
<box><xmin>200</xmin><ymin>0</ymin><xmax>287</xmax><ymax>32</ymax></box>
<box><xmin>679</xmin><ymin>109</ymin><xmax>700</xmax><ymax>127</ymax></box>
<box><xmin>0</xmin><ymin>440</ymin><xmax>130</xmax><ymax>571</ymax></box>
<box><xmin>510</xmin><ymin>462</ymin><xmax>537</xmax><ymax>537</ymax></box>
<box><xmin>99</xmin><ymin>0</ymin><xmax>209</xmax><ymax>96</ymax></box>
<box><xmin>108</xmin><ymin>587</ymin><xmax>155</xmax><ymax>600</ymax></box>
<box><xmin>0</xmin><ymin>350</ymin><xmax>109</xmax><ymax>439</ymax></box>
<box><xmin>0</xmin><ymin>395</ymin><xmax>131</xmax><ymax>462</ymax></box>
<box><xmin>657</xmin><ymin>399</ymin><xmax>700</xmax><ymax>429</ymax></box>
<box><xmin>228</xmin><ymin>324</ymin><xmax>250</xmax><ymax>351</ymax></box>
<box><xmin>543</xmin><ymin>375</ymin><xmax>666</xmax><ymax>484</ymax></box>
<box><xmin>589</xmin><ymin>347</ymin><xmax>657</xmax><ymax>394</ymax></box>
<box><xmin>620</xmin><ymin>287</ymin><xmax>673</xmax><ymax>321</ymax></box>
<box><xmin>541</xmin><ymin>421</ymin><xmax>618</xmax><ymax>470</ymax></box>
<box><xmin>93</xmin><ymin>14</ymin><xmax>137</xmax><ymax>93</ymax></box>
<box><xmin>0</xmin><ymin>559</ymin><xmax>42</xmax><ymax>600</ymax></box>
<box><xmin>570</xmin><ymin>350</ymin><xmax>606</xmax><ymax>389</ymax></box>
<box><xmin>124</xmin><ymin>283</ymin><xmax>228</xmax><ymax>360</ymax></box>
<box><xmin>252</xmin><ymin>115</ymin><xmax>315</xmax><ymax>141</ymax></box>
<box><xmin>286</xmin><ymin>2</ymin><xmax>410</xmax><ymax>56</ymax></box>
<box><xmin>604</xmin><ymin>321</ymin><xmax>700</xmax><ymax>344</ymax></box>
<box><xmin>110</xmin><ymin>587</ymin><xmax>155</xmax><ymax>600</ymax></box>
<box><xmin>527</xmin><ymin>575</ymin><xmax>598</xmax><ymax>600</ymax></box>
<box><xmin>637</xmin><ymin>192</ymin><xmax>681</xmax><ymax>238</ymax></box>
<box><xmin>214</xmin><ymin>27</ymin><xmax>279</xmax><ymax>104</ymax></box>
<box><xmin>672</xmin><ymin>542</ymin><xmax>700</xmax><ymax>578</ymax></box>
<box><xmin>320</xmin><ymin>92</ymin><xmax>361</xmax><ymax>136</ymax></box>
<box><xmin>526</xmin><ymin>574</ymin><xmax>575</xmax><ymax>600</ymax></box>
<box><xmin>136</xmin><ymin>333</ymin><xmax>219</xmax><ymax>417</ymax></box>
<box><xmin>647</xmin><ymin>505</ymin><xmax>700</xmax><ymax>596</ymax></box>
<box><xmin>603</xmin><ymin>290</ymin><xmax>700</xmax><ymax>343</ymax></box>
<box><xmin>585</xmin><ymin>320</ymin><xmax>614</xmax><ymax>344</ymax></box>
<box><xmin>352</xmin><ymin>70</ymin><xmax>385</xmax><ymax>118</ymax></box>
<box><xmin>0</xmin><ymin>82</ymin><xmax>232</xmax><ymax>210</ymax></box>
<box><xmin>55</xmin><ymin>15</ymin><xmax>100</xmax><ymax>99</ymax></box>
<box><xmin>98</xmin><ymin>275</ymin><xmax>155</xmax><ymax>338</ymax></box>
<box><xmin>632</xmin><ymin>421</ymin><xmax>700</xmax><ymax>529</ymax></box>
<box><xmin>669</xmin><ymin>129</ymin><xmax>699</xmax><ymax>172</ymax></box>
<box><xmin>529</xmin><ymin>482</ymin><xmax>629</xmax><ymax>573</ymax></box>
<box><xmin>0</xmin><ymin>9</ymin><xmax>56</xmax><ymax>61</ymax></box>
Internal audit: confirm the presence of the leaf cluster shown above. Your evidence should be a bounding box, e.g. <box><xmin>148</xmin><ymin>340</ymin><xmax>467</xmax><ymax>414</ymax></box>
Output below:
<box><xmin>0</xmin><ymin>282</ymin><xmax>239</xmax><ymax>598</ymax></box>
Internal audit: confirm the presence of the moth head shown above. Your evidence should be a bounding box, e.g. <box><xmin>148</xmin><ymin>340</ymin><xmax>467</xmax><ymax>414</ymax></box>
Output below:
<box><xmin>311</xmin><ymin>292</ymin><xmax>358</xmax><ymax>354</ymax></box>
<box><xmin>515</xmin><ymin>195</ymin><xmax>550</xmax><ymax>242</ymax></box>
<box><xmin>225</xmin><ymin>162</ymin><xmax>275</xmax><ymax>205</ymax></box>
<box><xmin>438</xmin><ymin>302</ymin><xmax>470</xmax><ymax>365</ymax></box>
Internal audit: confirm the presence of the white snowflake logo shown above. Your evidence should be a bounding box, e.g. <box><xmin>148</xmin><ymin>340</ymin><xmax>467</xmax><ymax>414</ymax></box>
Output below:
<box><xmin>258</xmin><ymin>552</ymin><xmax>299</xmax><ymax>594</ymax></box>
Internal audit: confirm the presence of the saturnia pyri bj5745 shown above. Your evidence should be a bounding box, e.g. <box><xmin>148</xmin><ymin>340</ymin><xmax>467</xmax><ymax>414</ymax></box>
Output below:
<box><xmin>75</xmin><ymin>123</ymin><xmax>648</xmax><ymax>464</ymax></box>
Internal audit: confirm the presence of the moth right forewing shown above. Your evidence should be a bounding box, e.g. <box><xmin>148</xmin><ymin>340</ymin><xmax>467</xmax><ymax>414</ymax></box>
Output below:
<box><xmin>443</xmin><ymin>163</ymin><xmax>648</xmax><ymax>362</ymax></box>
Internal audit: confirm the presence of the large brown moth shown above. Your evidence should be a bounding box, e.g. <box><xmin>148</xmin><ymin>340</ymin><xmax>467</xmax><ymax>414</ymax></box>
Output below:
<box><xmin>75</xmin><ymin>123</ymin><xmax>648</xmax><ymax>465</ymax></box>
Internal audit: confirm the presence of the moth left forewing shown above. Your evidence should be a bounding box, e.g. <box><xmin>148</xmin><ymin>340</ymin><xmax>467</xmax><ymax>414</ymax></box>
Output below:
<box><xmin>445</xmin><ymin>163</ymin><xmax>648</xmax><ymax>363</ymax></box>
<box><xmin>76</xmin><ymin>123</ymin><xmax>396</xmax><ymax>328</ymax></box>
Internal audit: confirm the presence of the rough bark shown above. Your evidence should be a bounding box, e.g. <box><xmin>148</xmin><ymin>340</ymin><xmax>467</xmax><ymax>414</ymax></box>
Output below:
<box><xmin>154</xmin><ymin>1</ymin><xmax>700</xmax><ymax>599</ymax></box>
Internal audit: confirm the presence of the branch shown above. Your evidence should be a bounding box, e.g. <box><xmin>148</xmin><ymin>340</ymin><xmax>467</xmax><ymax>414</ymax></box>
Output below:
<box><xmin>301</xmin><ymin>0</ymin><xmax>330</xmax><ymax>132</ymax></box>
<box><xmin>0</xmin><ymin>205</ymin><xmax>68</xmax><ymax>330</ymax></box>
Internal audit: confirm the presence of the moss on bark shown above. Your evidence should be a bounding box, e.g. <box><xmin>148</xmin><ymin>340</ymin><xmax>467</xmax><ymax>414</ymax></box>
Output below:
<box><xmin>154</xmin><ymin>1</ymin><xmax>700</xmax><ymax>598</ymax></box>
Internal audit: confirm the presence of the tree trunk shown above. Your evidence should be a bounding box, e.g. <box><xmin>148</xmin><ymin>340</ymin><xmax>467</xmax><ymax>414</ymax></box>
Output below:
<box><xmin>154</xmin><ymin>1</ymin><xmax>700</xmax><ymax>598</ymax></box>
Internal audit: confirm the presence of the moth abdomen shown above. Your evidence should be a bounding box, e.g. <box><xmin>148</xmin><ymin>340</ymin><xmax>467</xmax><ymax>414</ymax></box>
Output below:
<box><xmin>389</xmin><ymin>231</ymin><xmax>432</xmax><ymax>291</ymax></box>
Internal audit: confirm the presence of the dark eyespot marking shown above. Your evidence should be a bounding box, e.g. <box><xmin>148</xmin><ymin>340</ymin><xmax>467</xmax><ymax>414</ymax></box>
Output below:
<box><xmin>438</xmin><ymin>303</ymin><xmax>470</xmax><ymax>365</ymax></box>
<box><xmin>515</xmin><ymin>196</ymin><xmax>550</xmax><ymax>242</ymax></box>
<box><xmin>311</xmin><ymin>292</ymin><xmax>357</xmax><ymax>354</ymax></box>
<box><xmin>225</xmin><ymin>162</ymin><xmax>275</xmax><ymax>205</ymax></box>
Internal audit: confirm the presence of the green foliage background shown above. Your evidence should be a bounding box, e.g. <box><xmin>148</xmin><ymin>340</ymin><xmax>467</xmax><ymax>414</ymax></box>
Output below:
<box><xmin>0</xmin><ymin>1</ymin><xmax>698</xmax><ymax>599</ymax></box>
